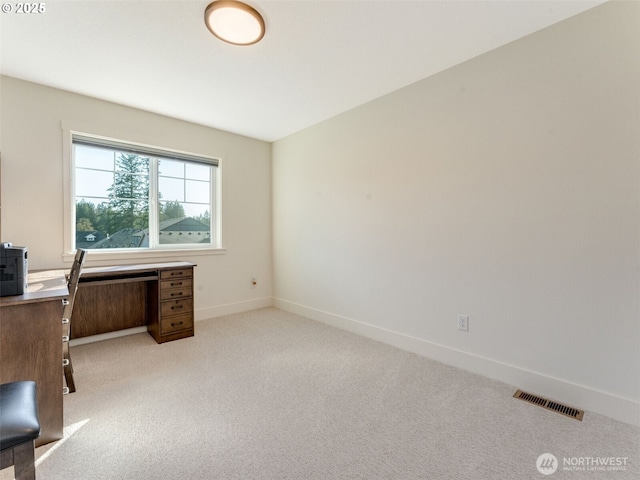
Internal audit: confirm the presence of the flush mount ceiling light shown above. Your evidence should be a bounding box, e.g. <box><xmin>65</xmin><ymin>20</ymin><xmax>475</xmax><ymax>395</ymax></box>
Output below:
<box><xmin>204</xmin><ymin>0</ymin><xmax>265</xmax><ymax>46</ymax></box>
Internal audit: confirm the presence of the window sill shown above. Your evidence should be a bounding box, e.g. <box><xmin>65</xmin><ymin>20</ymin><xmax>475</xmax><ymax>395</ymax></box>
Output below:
<box><xmin>62</xmin><ymin>247</ymin><xmax>226</xmax><ymax>264</ymax></box>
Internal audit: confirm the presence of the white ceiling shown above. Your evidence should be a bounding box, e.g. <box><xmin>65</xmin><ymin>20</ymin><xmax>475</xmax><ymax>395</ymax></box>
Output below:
<box><xmin>1</xmin><ymin>0</ymin><xmax>605</xmax><ymax>142</ymax></box>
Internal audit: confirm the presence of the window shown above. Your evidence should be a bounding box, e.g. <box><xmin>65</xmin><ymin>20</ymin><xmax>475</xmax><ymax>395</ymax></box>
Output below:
<box><xmin>72</xmin><ymin>134</ymin><xmax>218</xmax><ymax>251</ymax></box>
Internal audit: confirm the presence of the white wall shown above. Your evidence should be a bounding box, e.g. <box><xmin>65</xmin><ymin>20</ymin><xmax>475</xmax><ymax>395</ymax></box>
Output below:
<box><xmin>0</xmin><ymin>76</ymin><xmax>273</xmax><ymax>318</ymax></box>
<box><xmin>272</xmin><ymin>1</ymin><xmax>640</xmax><ymax>426</ymax></box>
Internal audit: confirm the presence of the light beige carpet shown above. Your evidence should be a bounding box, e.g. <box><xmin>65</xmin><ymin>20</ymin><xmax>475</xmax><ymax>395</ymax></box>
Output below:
<box><xmin>3</xmin><ymin>308</ymin><xmax>638</xmax><ymax>479</ymax></box>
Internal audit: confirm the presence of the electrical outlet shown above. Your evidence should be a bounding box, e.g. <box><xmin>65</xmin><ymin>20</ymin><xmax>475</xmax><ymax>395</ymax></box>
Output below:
<box><xmin>457</xmin><ymin>315</ymin><xmax>469</xmax><ymax>332</ymax></box>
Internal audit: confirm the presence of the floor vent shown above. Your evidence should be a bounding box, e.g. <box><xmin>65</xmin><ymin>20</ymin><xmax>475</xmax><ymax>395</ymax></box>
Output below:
<box><xmin>513</xmin><ymin>390</ymin><xmax>584</xmax><ymax>421</ymax></box>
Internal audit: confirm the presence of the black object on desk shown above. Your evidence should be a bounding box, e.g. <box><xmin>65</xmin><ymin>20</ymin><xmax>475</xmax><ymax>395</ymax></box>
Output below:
<box><xmin>0</xmin><ymin>242</ymin><xmax>28</xmax><ymax>297</ymax></box>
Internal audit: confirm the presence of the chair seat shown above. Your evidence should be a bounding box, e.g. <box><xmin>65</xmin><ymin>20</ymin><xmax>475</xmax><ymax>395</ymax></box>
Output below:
<box><xmin>0</xmin><ymin>381</ymin><xmax>41</xmax><ymax>451</ymax></box>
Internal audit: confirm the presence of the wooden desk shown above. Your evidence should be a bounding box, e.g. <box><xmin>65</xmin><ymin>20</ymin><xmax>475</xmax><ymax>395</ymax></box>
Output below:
<box><xmin>0</xmin><ymin>271</ymin><xmax>68</xmax><ymax>447</ymax></box>
<box><xmin>74</xmin><ymin>262</ymin><xmax>196</xmax><ymax>343</ymax></box>
<box><xmin>0</xmin><ymin>262</ymin><xmax>195</xmax><ymax>447</ymax></box>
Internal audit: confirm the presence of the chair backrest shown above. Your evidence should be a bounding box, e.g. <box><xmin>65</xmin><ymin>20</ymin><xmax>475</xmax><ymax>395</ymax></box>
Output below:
<box><xmin>62</xmin><ymin>249</ymin><xmax>87</xmax><ymax>324</ymax></box>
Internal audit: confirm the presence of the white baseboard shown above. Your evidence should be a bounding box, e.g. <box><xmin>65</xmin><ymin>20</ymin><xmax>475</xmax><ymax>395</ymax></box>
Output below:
<box><xmin>70</xmin><ymin>326</ymin><xmax>148</xmax><ymax>346</ymax></box>
<box><xmin>195</xmin><ymin>297</ymin><xmax>273</xmax><ymax>321</ymax></box>
<box><xmin>273</xmin><ymin>298</ymin><xmax>640</xmax><ymax>428</ymax></box>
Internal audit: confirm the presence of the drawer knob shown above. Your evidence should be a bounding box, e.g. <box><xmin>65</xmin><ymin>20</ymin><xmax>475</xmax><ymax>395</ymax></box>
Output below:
<box><xmin>171</xmin><ymin>321</ymin><xmax>184</xmax><ymax>327</ymax></box>
<box><xmin>170</xmin><ymin>292</ymin><xmax>184</xmax><ymax>297</ymax></box>
<box><xmin>171</xmin><ymin>305</ymin><xmax>184</xmax><ymax>310</ymax></box>
<box><xmin>170</xmin><ymin>282</ymin><xmax>183</xmax><ymax>287</ymax></box>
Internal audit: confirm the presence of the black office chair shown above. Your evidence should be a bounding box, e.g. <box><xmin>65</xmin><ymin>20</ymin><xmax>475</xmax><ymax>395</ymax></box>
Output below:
<box><xmin>0</xmin><ymin>381</ymin><xmax>41</xmax><ymax>480</ymax></box>
<box><xmin>63</xmin><ymin>248</ymin><xmax>87</xmax><ymax>394</ymax></box>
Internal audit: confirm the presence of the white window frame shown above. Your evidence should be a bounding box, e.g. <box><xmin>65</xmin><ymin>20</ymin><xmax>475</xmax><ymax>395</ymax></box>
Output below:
<box><xmin>62</xmin><ymin>123</ymin><xmax>224</xmax><ymax>262</ymax></box>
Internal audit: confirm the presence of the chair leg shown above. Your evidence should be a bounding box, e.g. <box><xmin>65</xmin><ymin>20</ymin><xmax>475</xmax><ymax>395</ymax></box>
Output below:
<box><xmin>12</xmin><ymin>441</ymin><xmax>36</xmax><ymax>480</ymax></box>
<box><xmin>64</xmin><ymin>361</ymin><xmax>76</xmax><ymax>394</ymax></box>
<box><xmin>63</xmin><ymin>341</ymin><xmax>76</xmax><ymax>393</ymax></box>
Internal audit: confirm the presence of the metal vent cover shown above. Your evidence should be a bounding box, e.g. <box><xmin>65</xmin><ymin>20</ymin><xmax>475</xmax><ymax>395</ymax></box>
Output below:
<box><xmin>513</xmin><ymin>390</ymin><xmax>584</xmax><ymax>421</ymax></box>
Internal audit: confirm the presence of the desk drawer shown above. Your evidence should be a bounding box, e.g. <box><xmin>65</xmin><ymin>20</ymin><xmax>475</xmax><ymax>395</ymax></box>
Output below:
<box><xmin>160</xmin><ymin>288</ymin><xmax>191</xmax><ymax>301</ymax></box>
<box><xmin>161</xmin><ymin>298</ymin><xmax>192</xmax><ymax>317</ymax></box>
<box><xmin>161</xmin><ymin>278</ymin><xmax>192</xmax><ymax>291</ymax></box>
<box><xmin>161</xmin><ymin>284</ymin><xmax>192</xmax><ymax>301</ymax></box>
<box><xmin>160</xmin><ymin>313</ymin><xmax>193</xmax><ymax>335</ymax></box>
<box><xmin>160</xmin><ymin>269</ymin><xmax>192</xmax><ymax>280</ymax></box>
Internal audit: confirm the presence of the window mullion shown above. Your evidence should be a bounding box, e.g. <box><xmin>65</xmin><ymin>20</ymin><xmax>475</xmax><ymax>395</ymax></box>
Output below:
<box><xmin>148</xmin><ymin>157</ymin><xmax>159</xmax><ymax>248</ymax></box>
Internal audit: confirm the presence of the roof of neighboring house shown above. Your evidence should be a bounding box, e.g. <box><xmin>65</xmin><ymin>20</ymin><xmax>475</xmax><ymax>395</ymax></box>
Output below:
<box><xmin>159</xmin><ymin>217</ymin><xmax>209</xmax><ymax>232</ymax></box>
<box><xmin>77</xmin><ymin>217</ymin><xmax>210</xmax><ymax>249</ymax></box>
<box><xmin>89</xmin><ymin>228</ymin><xmax>145</xmax><ymax>249</ymax></box>
<box><xmin>156</xmin><ymin>218</ymin><xmax>211</xmax><ymax>244</ymax></box>
<box><xmin>76</xmin><ymin>231</ymin><xmax>107</xmax><ymax>249</ymax></box>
